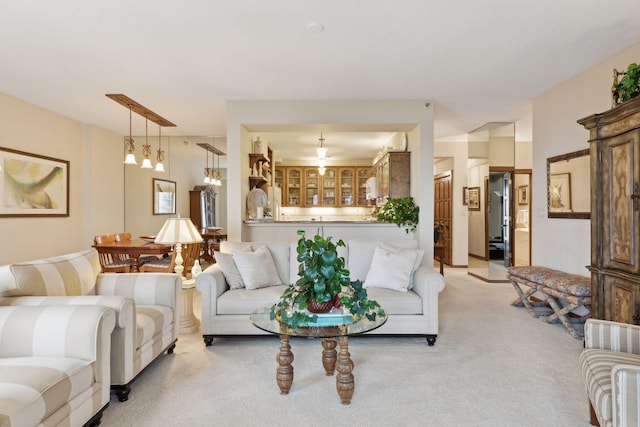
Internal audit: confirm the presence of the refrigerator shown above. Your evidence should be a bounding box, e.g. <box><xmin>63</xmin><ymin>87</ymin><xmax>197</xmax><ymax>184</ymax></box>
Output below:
<box><xmin>267</xmin><ymin>186</ymin><xmax>282</xmax><ymax>220</ymax></box>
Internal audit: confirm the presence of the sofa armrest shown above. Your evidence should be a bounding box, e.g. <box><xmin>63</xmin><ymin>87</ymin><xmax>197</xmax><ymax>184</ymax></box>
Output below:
<box><xmin>584</xmin><ymin>318</ymin><xmax>640</xmax><ymax>353</ymax></box>
<box><xmin>0</xmin><ymin>295</ymin><xmax>134</xmax><ymax>329</ymax></box>
<box><xmin>0</xmin><ymin>305</ymin><xmax>115</xmax><ymax>361</ymax></box>
<box><xmin>96</xmin><ymin>272</ymin><xmax>180</xmax><ymax>307</ymax></box>
<box><xmin>612</xmin><ymin>363</ymin><xmax>640</xmax><ymax>425</ymax></box>
<box><xmin>195</xmin><ymin>264</ymin><xmax>228</xmax><ymax>324</ymax></box>
<box><xmin>411</xmin><ymin>266</ymin><xmax>446</xmax><ymax>321</ymax></box>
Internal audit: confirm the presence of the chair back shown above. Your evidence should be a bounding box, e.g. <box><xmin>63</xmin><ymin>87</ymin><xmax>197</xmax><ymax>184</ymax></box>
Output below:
<box><xmin>139</xmin><ymin>242</ymin><xmax>200</xmax><ymax>275</ymax></box>
<box><xmin>93</xmin><ymin>234</ymin><xmax>131</xmax><ymax>273</ymax></box>
<box><xmin>114</xmin><ymin>233</ymin><xmax>132</xmax><ymax>242</ymax></box>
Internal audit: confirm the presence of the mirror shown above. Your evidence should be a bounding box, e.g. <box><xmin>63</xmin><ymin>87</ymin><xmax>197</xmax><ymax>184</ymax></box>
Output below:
<box><xmin>547</xmin><ymin>149</ymin><xmax>590</xmax><ymax>219</ymax></box>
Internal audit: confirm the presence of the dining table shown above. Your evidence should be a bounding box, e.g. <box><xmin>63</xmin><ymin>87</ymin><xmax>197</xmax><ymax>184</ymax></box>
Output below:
<box><xmin>92</xmin><ymin>238</ymin><xmax>172</xmax><ymax>273</ymax></box>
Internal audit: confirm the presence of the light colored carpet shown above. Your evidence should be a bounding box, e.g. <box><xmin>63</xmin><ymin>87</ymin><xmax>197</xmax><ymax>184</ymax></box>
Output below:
<box><xmin>100</xmin><ymin>268</ymin><xmax>588</xmax><ymax>427</ymax></box>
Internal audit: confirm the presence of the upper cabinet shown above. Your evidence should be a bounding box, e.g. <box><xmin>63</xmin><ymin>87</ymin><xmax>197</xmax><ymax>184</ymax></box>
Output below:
<box><xmin>321</xmin><ymin>168</ymin><xmax>337</xmax><ymax>206</ymax></box>
<box><xmin>356</xmin><ymin>167</ymin><xmax>370</xmax><ymax>206</ymax></box>
<box><xmin>338</xmin><ymin>167</ymin><xmax>355</xmax><ymax>206</ymax></box>
<box><xmin>373</xmin><ymin>152</ymin><xmax>411</xmax><ymax>205</ymax></box>
<box><xmin>285</xmin><ymin>167</ymin><xmax>302</xmax><ymax>206</ymax></box>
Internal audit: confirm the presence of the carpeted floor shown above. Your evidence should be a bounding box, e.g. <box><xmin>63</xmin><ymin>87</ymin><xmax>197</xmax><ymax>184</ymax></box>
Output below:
<box><xmin>100</xmin><ymin>267</ymin><xmax>589</xmax><ymax>427</ymax></box>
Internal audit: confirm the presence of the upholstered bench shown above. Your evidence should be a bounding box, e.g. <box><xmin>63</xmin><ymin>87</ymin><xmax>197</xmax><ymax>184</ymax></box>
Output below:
<box><xmin>507</xmin><ymin>266</ymin><xmax>591</xmax><ymax>339</ymax></box>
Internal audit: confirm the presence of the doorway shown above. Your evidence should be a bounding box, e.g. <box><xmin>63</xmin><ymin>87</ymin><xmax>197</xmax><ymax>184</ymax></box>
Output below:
<box><xmin>434</xmin><ymin>171</ymin><xmax>452</xmax><ymax>266</ymax></box>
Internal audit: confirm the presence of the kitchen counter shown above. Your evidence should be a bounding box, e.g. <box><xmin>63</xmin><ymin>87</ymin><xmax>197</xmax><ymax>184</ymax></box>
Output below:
<box><xmin>242</xmin><ymin>220</ymin><xmax>414</xmax><ymax>242</ymax></box>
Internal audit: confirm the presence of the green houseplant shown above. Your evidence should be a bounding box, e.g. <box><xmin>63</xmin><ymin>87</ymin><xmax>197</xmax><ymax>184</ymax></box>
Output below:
<box><xmin>270</xmin><ymin>230</ymin><xmax>385</xmax><ymax>328</ymax></box>
<box><xmin>614</xmin><ymin>63</ymin><xmax>640</xmax><ymax>105</ymax></box>
<box><xmin>375</xmin><ymin>197</ymin><xmax>419</xmax><ymax>233</ymax></box>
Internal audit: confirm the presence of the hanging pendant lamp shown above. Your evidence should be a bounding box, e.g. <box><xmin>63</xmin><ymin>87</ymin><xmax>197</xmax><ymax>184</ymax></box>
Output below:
<box><xmin>154</xmin><ymin>125</ymin><xmax>165</xmax><ymax>172</ymax></box>
<box><xmin>123</xmin><ymin>105</ymin><xmax>137</xmax><ymax>165</ymax></box>
<box><xmin>140</xmin><ymin>116</ymin><xmax>153</xmax><ymax>169</ymax></box>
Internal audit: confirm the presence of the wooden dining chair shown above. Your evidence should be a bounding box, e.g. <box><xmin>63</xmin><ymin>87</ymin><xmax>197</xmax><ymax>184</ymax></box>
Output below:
<box><xmin>94</xmin><ymin>234</ymin><xmax>132</xmax><ymax>273</ymax></box>
<box><xmin>114</xmin><ymin>232</ymin><xmax>158</xmax><ymax>266</ymax></box>
<box><xmin>140</xmin><ymin>242</ymin><xmax>200</xmax><ymax>276</ymax></box>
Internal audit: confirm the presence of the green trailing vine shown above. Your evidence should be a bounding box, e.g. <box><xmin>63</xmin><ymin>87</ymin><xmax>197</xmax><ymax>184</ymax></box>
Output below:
<box><xmin>375</xmin><ymin>197</ymin><xmax>419</xmax><ymax>233</ymax></box>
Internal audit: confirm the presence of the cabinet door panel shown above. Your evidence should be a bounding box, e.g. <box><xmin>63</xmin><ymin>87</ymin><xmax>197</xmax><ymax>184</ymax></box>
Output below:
<box><xmin>604</xmin><ymin>275</ymin><xmax>640</xmax><ymax>324</ymax></box>
<box><xmin>601</xmin><ymin>130</ymin><xmax>640</xmax><ymax>274</ymax></box>
<box><xmin>286</xmin><ymin>168</ymin><xmax>302</xmax><ymax>206</ymax></box>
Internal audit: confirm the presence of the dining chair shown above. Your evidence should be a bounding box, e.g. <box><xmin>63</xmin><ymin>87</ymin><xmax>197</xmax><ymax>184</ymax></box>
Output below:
<box><xmin>140</xmin><ymin>242</ymin><xmax>200</xmax><ymax>276</ymax></box>
<box><xmin>93</xmin><ymin>234</ymin><xmax>132</xmax><ymax>273</ymax></box>
<box><xmin>114</xmin><ymin>232</ymin><xmax>158</xmax><ymax>266</ymax></box>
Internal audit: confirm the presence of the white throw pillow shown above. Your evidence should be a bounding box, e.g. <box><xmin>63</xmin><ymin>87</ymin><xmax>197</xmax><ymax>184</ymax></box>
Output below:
<box><xmin>232</xmin><ymin>245</ymin><xmax>283</xmax><ymax>290</ymax></box>
<box><xmin>214</xmin><ymin>251</ymin><xmax>246</xmax><ymax>289</ymax></box>
<box><xmin>379</xmin><ymin>243</ymin><xmax>424</xmax><ymax>290</ymax></box>
<box><xmin>364</xmin><ymin>246</ymin><xmax>423</xmax><ymax>292</ymax></box>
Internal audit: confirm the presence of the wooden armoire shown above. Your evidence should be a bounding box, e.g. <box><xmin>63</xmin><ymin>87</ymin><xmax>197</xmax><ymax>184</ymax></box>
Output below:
<box><xmin>578</xmin><ymin>97</ymin><xmax>640</xmax><ymax>323</ymax></box>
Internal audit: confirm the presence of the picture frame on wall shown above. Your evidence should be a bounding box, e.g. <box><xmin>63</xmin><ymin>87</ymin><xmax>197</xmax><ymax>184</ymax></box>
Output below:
<box><xmin>0</xmin><ymin>146</ymin><xmax>69</xmax><ymax>217</ymax></box>
<box><xmin>517</xmin><ymin>185</ymin><xmax>529</xmax><ymax>205</ymax></box>
<box><xmin>462</xmin><ymin>186</ymin><xmax>469</xmax><ymax>206</ymax></box>
<box><xmin>468</xmin><ymin>186</ymin><xmax>480</xmax><ymax>211</ymax></box>
<box><xmin>153</xmin><ymin>178</ymin><xmax>176</xmax><ymax>215</ymax></box>
<box><xmin>549</xmin><ymin>173</ymin><xmax>571</xmax><ymax>212</ymax></box>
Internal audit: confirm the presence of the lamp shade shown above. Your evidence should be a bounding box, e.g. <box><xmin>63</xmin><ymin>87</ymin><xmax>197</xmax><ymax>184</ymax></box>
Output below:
<box><xmin>155</xmin><ymin>217</ymin><xmax>203</xmax><ymax>244</ymax></box>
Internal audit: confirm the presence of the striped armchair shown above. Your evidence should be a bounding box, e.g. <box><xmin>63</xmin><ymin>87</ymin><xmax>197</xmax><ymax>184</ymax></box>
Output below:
<box><xmin>580</xmin><ymin>319</ymin><xmax>640</xmax><ymax>427</ymax></box>
<box><xmin>0</xmin><ymin>305</ymin><xmax>115</xmax><ymax>427</ymax></box>
<box><xmin>0</xmin><ymin>249</ymin><xmax>182</xmax><ymax>402</ymax></box>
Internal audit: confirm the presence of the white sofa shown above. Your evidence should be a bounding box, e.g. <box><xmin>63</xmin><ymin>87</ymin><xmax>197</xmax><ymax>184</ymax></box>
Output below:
<box><xmin>196</xmin><ymin>239</ymin><xmax>445</xmax><ymax>346</ymax></box>
<box><xmin>0</xmin><ymin>249</ymin><xmax>182</xmax><ymax>402</ymax></box>
<box><xmin>0</xmin><ymin>305</ymin><xmax>115</xmax><ymax>427</ymax></box>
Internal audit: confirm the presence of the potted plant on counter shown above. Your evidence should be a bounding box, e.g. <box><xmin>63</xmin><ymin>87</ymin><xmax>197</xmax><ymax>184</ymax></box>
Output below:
<box><xmin>374</xmin><ymin>197</ymin><xmax>419</xmax><ymax>233</ymax></box>
<box><xmin>270</xmin><ymin>230</ymin><xmax>385</xmax><ymax>328</ymax></box>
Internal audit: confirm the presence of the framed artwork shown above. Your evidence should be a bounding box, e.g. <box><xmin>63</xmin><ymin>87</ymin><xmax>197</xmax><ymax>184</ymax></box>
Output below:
<box><xmin>153</xmin><ymin>178</ymin><xmax>176</xmax><ymax>215</ymax></box>
<box><xmin>462</xmin><ymin>186</ymin><xmax>469</xmax><ymax>206</ymax></box>
<box><xmin>0</xmin><ymin>146</ymin><xmax>69</xmax><ymax>217</ymax></box>
<box><xmin>549</xmin><ymin>173</ymin><xmax>571</xmax><ymax>212</ymax></box>
<box><xmin>517</xmin><ymin>185</ymin><xmax>529</xmax><ymax>205</ymax></box>
<box><xmin>468</xmin><ymin>186</ymin><xmax>480</xmax><ymax>211</ymax></box>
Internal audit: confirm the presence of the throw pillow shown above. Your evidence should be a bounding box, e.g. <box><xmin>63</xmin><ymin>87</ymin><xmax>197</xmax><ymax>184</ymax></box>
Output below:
<box><xmin>214</xmin><ymin>251</ymin><xmax>246</xmax><ymax>289</ymax></box>
<box><xmin>364</xmin><ymin>246</ymin><xmax>422</xmax><ymax>292</ymax></box>
<box><xmin>379</xmin><ymin>243</ymin><xmax>424</xmax><ymax>290</ymax></box>
<box><xmin>232</xmin><ymin>245</ymin><xmax>283</xmax><ymax>290</ymax></box>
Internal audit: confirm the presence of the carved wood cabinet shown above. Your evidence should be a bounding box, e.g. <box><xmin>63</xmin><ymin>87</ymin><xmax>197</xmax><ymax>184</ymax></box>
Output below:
<box><xmin>579</xmin><ymin>97</ymin><xmax>640</xmax><ymax>323</ymax></box>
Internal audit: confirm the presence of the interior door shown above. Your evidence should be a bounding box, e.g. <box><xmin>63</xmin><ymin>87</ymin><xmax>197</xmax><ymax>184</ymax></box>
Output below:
<box><xmin>434</xmin><ymin>171</ymin><xmax>452</xmax><ymax>265</ymax></box>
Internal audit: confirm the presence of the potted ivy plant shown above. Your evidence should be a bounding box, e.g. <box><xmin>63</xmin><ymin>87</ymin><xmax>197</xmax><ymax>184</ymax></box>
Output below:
<box><xmin>374</xmin><ymin>197</ymin><xmax>419</xmax><ymax>233</ymax></box>
<box><xmin>270</xmin><ymin>230</ymin><xmax>385</xmax><ymax>328</ymax></box>
<box><xmin>614</xmin><ymin>63</ymin><xmax>640</xmax><ymax>105</ymax></box>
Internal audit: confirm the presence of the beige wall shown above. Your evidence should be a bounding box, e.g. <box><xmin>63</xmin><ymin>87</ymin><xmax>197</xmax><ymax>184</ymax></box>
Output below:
<box><xmin>0</xmin><ymin>92</ymin><xmax>124</xmax><ymax>264</ymax></box>
<box><xmin>532</xmin><ymin>43</ymin><xmax>640</xmax><ymax>275</ymax></box>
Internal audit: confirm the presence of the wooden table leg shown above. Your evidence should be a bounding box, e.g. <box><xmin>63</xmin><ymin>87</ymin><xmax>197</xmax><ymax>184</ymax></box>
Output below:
<box><xmin>276</xmin><ymin>335</ymin><xmax>294</xmax><ymax>395</ymax></box>
<box><xmin>130</xmin><ymin>255</ymin><xmax>141</xmax><ymax>272</ymax></box>
<box><xmin>321</xmin><ymin>338</ymin><xmax>337</xmax><ymax>375</ymax></box>
<box><xmin>336</xmin><ymin>336</ymin><xmax>354</xmax><ymax>405</ymax></box>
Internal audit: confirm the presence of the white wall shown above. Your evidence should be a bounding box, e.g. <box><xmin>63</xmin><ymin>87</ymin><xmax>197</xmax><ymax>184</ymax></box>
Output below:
<box><xmin>532</xmin><ymin>43</ymin><xmax>640</xmax><ymax>275</ymax></box>
<box><xmin>227</xmin><ymin>100</ymin><xmax>435</xmax><ymax>259</ymax></box>
<box><xmin>0</xmin><ymin>92</ymin><xmax>124</xmax><ymax>264</ymax></box>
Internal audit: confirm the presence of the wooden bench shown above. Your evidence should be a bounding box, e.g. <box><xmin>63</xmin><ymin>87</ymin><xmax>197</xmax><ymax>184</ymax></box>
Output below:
<box><xmin>507</xmin><ymin>266</ymin><xmax>591</xmax><ymax>339</ymax></box>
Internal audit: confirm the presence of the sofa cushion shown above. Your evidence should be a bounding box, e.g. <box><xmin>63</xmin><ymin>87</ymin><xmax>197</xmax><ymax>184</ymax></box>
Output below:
<box><xmin>364</xmin><ymin>246</ymin><xmax>423</xmax><ymax>292</ymax></box>
<box><xmin>233</xmin><ymin>245</ymin><xmax>283</xmax><ymax>290</ymax></box>
<box><xmin>214</xmin><ymin>251</ymin><xmax>246</xmax><ymax>290</ymax></box>
<box><xmin>8</xmin><ymin>249</ymin><xmax>101</xmax><ymax>297</ymax></box>
<box><xmin>217</xmin><ymin>285</ymin><xmax>289</xmax><ymax>315</ymax></box>
<box><xmin>365</xmin><ymin>287</ymin><xmax>423</xmax><ymax>315</ymax></box>
<box><xmin>580</xmin><ymin>348</ymin><xmax>640</xmax><ymax>424</ymax></box>
<box><xmin>136</xmin><ymin>305</ymin><xmax>174</xmax><ymax>349</ymax></box>
<box><xmin>347</xmin><ymin>240</ymin><xmax>419</xmax><ymax>282</ymax></box>
<box><xmin>0</xmin><ymin>357</ymin><xmax>94</xmax><ymax>427</ymax></box>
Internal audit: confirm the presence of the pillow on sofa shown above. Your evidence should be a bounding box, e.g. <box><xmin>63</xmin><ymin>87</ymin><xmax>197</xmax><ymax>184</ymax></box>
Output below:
<box><xmin>364</xmin><ymin>246</ymin><xmax>423</xmax><ymax>292</ymax></box>
<box><xmin>379</xmin><ymin>243</ymin><xmax>424</xmax><ymax>290</ymax></box>
<box><xmin>232</xmin><ymin>245</ymin><xmax>283</xmax><ymax>290</ymax></box>
<box><xmin>9</xmin><ymin>249</ymin><xmax>101</xmax><ymax>296</ymax></box>
<box><xmin>214</xmin><ymin>251</ymin><xmax>246</xmax><ymax>290</ymax></box>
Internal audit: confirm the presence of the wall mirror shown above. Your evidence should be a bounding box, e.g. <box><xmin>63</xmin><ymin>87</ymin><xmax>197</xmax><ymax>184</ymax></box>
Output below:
<box><xmin>547</xmin><ymin>148</ymin><xmax>590</xmax><ymax>219</ymax></box>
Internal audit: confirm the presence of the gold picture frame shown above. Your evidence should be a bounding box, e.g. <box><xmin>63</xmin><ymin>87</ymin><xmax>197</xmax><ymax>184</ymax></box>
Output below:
<box><xmin>468</xmin><ymin>186</ymin><xmax>480</xmax><ymax>211</ymax></box>
<box><xmin>0</xmin><ymin>146</ymin><xmax>69</xmax><ymax>217</ymax></box>
<box><xmin>517</xmin><ymin>185</ymin><xmax>529</xmax><ymax>205</ymax></box>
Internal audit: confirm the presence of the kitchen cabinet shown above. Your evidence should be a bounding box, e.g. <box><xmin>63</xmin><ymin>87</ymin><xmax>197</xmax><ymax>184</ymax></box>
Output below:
<box><xmin>356</xmin><ymin>167</ymin><xmax>370</xmax><ymax>206</ymax></box>
<box><xmin>304</xmin><ymin>167</ymin><xmax>320</xmax><ymax>206</ymax></box>
<box><xmin>373</xmin><ymin>152</ymin><xmax>411</xmax><ymax>205</ymax></box>
<box><xmin>338</xmin><ymin>168</ymin><xmax>355</xmax><ymax>206</ymax></box>
<box><xmin>578</xmin><ymin>98</ymin><xmax>640</xmax><ymax>323</ymax></box>
<box><xmin>284</xmin><ymin>167</ymin><xmax>302</xmax><ymax>206</ymax></box>
<box><xmin>321</xmin><ymin>168</ymin><xmax>337</xmax><ymax>206</ymax></box>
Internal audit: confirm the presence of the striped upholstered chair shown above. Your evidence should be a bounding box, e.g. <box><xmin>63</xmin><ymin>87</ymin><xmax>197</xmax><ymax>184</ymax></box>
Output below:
<box><xmin>0</xmin><ymin>249</ymin><xmax>182</xmax><ymax>402</ymax></box>
<box><xmin>0</xmin><ymin>305</ymin><xmax>115</xmax><ymax>426</ymax></box>
<box><xmin>580</xmin><ymin>319</ymin><xmax>640</xmax><ymax>426</ymax></box>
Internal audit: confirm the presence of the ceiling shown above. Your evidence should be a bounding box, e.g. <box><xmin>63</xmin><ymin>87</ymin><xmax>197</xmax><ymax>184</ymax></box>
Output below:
<box><xmin>1</xmin><ymin>1</ymin><xmax>639</xmax><ymax>163</ymax></box>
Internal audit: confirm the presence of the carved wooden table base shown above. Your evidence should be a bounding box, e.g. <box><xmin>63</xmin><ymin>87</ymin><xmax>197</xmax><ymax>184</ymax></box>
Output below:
<box><xmin>276</xmin><ymin>335</ymin><xmax>355</xmax><ymax>404</ymax></box>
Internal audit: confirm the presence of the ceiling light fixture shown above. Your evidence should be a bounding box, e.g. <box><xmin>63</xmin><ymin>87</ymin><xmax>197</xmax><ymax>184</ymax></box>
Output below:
<box><xmin>212</xmin><ymin>137</ymin><xmax>222</xmax><ymax>186</ymax></box>
<box><xmin>318</xmin><ymin>167</ymin><xmax>326</xmax><ymax>176</ymax></box>
<box><xmin>140</xmin><ymin>116</ymin><xmax>153</xmax><ymax>169</ymax></box>
<box><xmin>123</xmin><ymin>105</ymin><xmax>137</xmax><ymax>165</ymax></box>
<box><xmin>316</xmin><ymin>132</ymin><xmax>328</xmax><ymax>159</ymax></box>
<box><xmin>203</xmin><ymin>148</ymin><xmax>211</xmax><ymax>184</ymax></box>
<box><xmin>154</xmin><ymin>125</ymin><xmax>165</xmax><ymax>172</ymax></box>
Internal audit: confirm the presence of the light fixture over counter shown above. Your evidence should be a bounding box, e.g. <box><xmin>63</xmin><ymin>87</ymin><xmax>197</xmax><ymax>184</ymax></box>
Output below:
<box><xmin>106</xmin><ymin>94</ymin><xmax>176</xmax><ymax>169</ymax></box>
<box><xmin>197</xmin><ymin>140</ymin><xmax>226</xmax><ymax>187</ymax></box>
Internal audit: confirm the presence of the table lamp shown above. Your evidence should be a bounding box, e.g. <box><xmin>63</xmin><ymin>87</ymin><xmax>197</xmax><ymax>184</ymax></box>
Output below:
<box><xmin>154</xmin><ymin>216</ymin><xmax>203</xmax><ymax>278</ymax></box>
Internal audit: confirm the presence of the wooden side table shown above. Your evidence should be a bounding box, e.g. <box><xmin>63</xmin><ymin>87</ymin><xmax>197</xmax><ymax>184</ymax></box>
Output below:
<box><xmin>179</xmin><ymin>279</ymin><xmax>200</xmax><ymax>334</ymax></box>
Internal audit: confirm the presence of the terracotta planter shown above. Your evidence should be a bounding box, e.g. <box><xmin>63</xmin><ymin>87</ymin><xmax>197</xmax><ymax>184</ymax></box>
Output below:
<box><xmin>307</xmin><ymin>298</ymin><xmax>334</xmax><ymax>313</ymax></box>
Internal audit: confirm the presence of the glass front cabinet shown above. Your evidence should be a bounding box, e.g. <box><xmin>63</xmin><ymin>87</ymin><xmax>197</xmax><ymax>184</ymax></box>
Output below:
<box><xmin>338</xmin><ymin>168</ymin><xmax>355</xmax><ymax>206</ymax></box>
<box><xmin>285</xmin><ymin>167</ymin><xmax>302</xmax><ymax>206</ymax></box>
<box><xmin>304</xmin><ymin>167</ymin><xmax>320</xmax><ymax>206</ymax></box>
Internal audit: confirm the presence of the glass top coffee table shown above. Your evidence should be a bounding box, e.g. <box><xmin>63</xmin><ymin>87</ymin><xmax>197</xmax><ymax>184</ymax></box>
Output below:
<box><xmin>250</xmin><ymin>306</ymin><xmax>387</xmax><ymax>405</ymax></box>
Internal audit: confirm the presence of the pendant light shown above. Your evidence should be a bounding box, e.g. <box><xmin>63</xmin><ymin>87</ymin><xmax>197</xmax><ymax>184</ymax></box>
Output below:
<box><xmin>140</xmin><ymin>116</ymin><xmax>153</xmax><ymax>169</ymax></box>
<box><xmin>212</xmin><ymin>136</ymin><xmax>222</xmax><ymax>186</ymax></box>
<box><xmin>154</xmin><ymin>125</ymin><xmax>165</xmax><ymax>172</ymax></box>
<box><xmin>316</xmin><ymin>132</ymin><xmax>328</xmax><ymax>159</ymax></box>
<box><xmin>203</xmin><ymin>148</ymin><xmax>211</xmax><ymax>184</ymax></box>
<box><xmin>123</xmin><ymin>105</ymin><xmax>137</xmax><ymax>165</ymax></box>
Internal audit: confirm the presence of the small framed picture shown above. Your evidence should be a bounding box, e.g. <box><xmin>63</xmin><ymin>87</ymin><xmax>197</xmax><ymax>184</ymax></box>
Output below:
<box><xmin>468</xmin><ymin>187</ymin><xmax>480</xmax><ymax>211</ymax></box>
<box><xmin>462</xmin><ymin>186</ymin><xmax>469</xmax><ymax>206</ymax></box>
<box><xmin>517</xmin><ymin>185</ymin><xmax>529</xmax><ymax>205</ymax></box>
<box><xmin>153</xmin><ymin>178</ymin><xmax>176</xmax><ymax>215</ymax></box>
